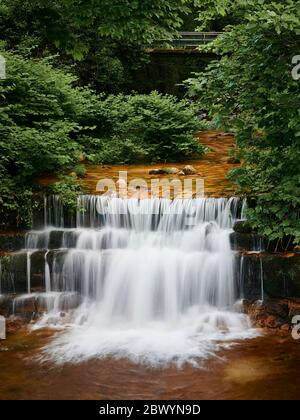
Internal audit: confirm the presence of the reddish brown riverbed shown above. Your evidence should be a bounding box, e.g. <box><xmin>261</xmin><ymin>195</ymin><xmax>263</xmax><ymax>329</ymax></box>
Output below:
<box><xmin>1</xmin><ymin>329</ymin><xmax>300</xmax><ymax>400</ymax></box>
<box><xmin>39</xmin><ymin>131</ymin><xmax>239</xmax><ymax>197</ymax></box>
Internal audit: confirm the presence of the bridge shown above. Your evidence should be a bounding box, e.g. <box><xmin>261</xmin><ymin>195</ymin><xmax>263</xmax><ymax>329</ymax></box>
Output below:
<box><xmin>149</xmin><ymin>32</ymin><xmax>222</xmax><ymax>53</ymax></box>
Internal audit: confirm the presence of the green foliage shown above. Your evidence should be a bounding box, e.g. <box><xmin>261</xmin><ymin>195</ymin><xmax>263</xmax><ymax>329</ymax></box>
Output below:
<box><xmin>1</xmin><ymin>0</ymin><xmax>190</xmax><ymax>54</ymax></box>
<box><xmin>82</xmin><ymin>92</ymin><xmax>205</xmax><ymax>163</ymax></box>
<box><xmin>0</xmin><ymin>178</ymin><xmax>33</xmax><ymax>229</ymax></box>
<box><xmin>0</xmin><ymin>51</ymin><xmax>90</xmax><ymax>227</ymax></box>
<box><xmin>186</xmin><ymin>0</ymin><xmax>300</xmax><ymax>244</ymax></box>
<box><xmin>0</xmin><ymin>0</ymin><xmax>192</xmax><ymax>91</ymax></box>
<box><xmin>50</xmin><ymin>176</ymin><xmax>83</xmax><ymax>214</ymax></box>
<box><xmin>84</xmin><ymin>137</ymin><xmax>151</xmax><ymax>165</ymax></box>
<box><xmin>72</xmin><ymin>165</ymin><xmax>87</xmax><ymax>178</ymax></box>
<box><xmin>0</xmin><ymin>52</ymin><xmax>204</xmax><ymax>228</ymax></box>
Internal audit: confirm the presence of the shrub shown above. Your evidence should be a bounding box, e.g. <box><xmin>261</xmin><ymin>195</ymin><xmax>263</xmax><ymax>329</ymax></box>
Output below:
<box><xmin>81</xmin><ymin>92</ymin><xmax>205</xmax><ymax>163</ymax></box>
<box><xmin>50</xmin><ymin>176</ymin><xmax>83</xmax><ymax>214</ymax></box>
<box><xmin>0</xmin><ymin>51</ymin><xmax>91</xmax><ymax>227</ymax></box>
<box><xmin>0</xmin><ymin>52</ymin><xmax>205</xmax><ymax>228</ymax></box>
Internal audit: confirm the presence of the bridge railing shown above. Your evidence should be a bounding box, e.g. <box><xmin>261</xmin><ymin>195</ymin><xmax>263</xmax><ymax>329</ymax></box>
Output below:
<box><xmin>152</xmin><ymin>32</ymin><xmax>222</xmax><ymax>49</ymax></box>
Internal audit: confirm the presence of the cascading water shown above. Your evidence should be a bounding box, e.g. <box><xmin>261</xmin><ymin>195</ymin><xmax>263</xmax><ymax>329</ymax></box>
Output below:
<box><xmin>22</xmin><ymin>196</ymin><xmax>256</xmax><ymax>365</ymax></box>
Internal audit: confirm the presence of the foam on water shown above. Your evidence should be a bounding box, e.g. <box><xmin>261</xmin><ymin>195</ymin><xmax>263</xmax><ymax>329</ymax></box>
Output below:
<box><xmin>29</xmin><ymin>196</ymin><xmax>256</xmax><ymax>365</ymax></box>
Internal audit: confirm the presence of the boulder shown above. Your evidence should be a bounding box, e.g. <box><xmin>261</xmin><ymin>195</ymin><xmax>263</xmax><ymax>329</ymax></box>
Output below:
<box><xmin>13</xmin><ymin>295</ymin><xmax>36</xmax><ymax>317</ymax></box>
<box><xmin>233</xmin><ymin>221</ymin><xmax>254</xmax><ymax>234</ymax></box>
<box><xmin>237</xmin><ymin>254</ymin><xmax>300</xmax><ymax>300</ymax></box>
<box><xmin>230</xmin><ymin>232</ymin><xmax>264</xmax><ymax>252</ymax></box>
<box><xmin>163</xmin><ymin>167</ymin><xmax>179</xmax><ymax>175</ymax></box>
<box><xmin>0</xmin><ymin>233</ymin><xmax>26</xmax><ymax>252</ymax></box>
<box><xmin>149</xmin><ymin>169</ymin><xmax>160</xmax><ymax>175</ymax></box>
<box><xmin>244</xmin><ymin>300</ymin><xmax>289</xmax><ymax>328</ymax></box>
<box><xmin>227</xmin><ymin>157</ymin><xmax>241</xmax><ymax>164</ymax></box>
<box><xmin>233</xmin><ymin>223</ymin><xmax>295</xmax><ymax>252</ymax></box>
<box><xmin>288</xmin><ymin>300</ymin><xmax>300</xmax><ymax>318</ymax></box>
<box><xmin>0</xmin><ymin>295</ymin><xmax>13</xmax><ymax>317</ymax></box>
<box><xmin>182</xmin><ymin>165</ymin><xmax>197</xmax><ymax>175</ymax></box>
<box><xmin>78</xmin><ymin>153</ymin><xmax>85</xmax><ymax>163</ymax></box>
<box><xmin>266</xmin><ymin>236</ymin><xmax>295</xmax><ymax>253</ymax></box>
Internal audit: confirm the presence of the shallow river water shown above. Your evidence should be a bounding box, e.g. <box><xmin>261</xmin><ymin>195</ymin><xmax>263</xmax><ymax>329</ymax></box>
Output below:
<box><xmin>0</xmin><ymin>329</ymin><xmax>299</xmax><ymax>400</ymax></box>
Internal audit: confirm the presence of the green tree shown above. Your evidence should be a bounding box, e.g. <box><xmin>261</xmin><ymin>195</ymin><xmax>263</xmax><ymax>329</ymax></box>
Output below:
<box><xmin>80</xmin><ymin>92</ymin><xmax>204</xmax><ymax>163</ymax></box>
<box><xmin>0</xmin><ymin>51</ymin><xmax>204</xmax><ymax>227</ymax></box>
<box><xmin>0</xmin><ymin>52</ymin><xmax>92</xmax><ymax>227</ymax></box>
<box><xmin>0</xmin><ymin>0</ymin><xmax>192</xmax><ymax>91</ymax></box>
<box><xmin>186</xmin><ymin>0</ymin><xmax>300</xmax><ymax>244</ymax></box>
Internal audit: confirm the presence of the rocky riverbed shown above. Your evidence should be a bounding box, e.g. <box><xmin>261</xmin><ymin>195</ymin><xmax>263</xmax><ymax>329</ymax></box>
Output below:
<box><xmin>0</xmin><ymin>328</ymin><xmax>300</xmax><ymax>400</ymax></box>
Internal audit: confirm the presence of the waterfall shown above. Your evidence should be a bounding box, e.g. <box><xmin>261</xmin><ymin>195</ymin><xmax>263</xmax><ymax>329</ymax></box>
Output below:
<box><xmin>241</xmin><ymin>198</ymin><xmax>248</xmax><ymax>221</ymax></box>
<box><xmin>18</xmin><ymin>196</ymin><xmax>256</xmax><ymax>365</ymax></box>
<box><xmin>26</xmin><ymin>251</ymin><xmax>32</xmax><ymax>295</ymax></box>
<box><xmin>239</xmin><ymin>256</ymin><xmax>245</xmax><ymax>300</ymax></box>
<box><xmin>44</xmin><ymin>251</ymin><xmax>51</xmax><ymax>293</ymax></box>
<box><xmin>260</xmin><ymin>258</ymin><xmax>264</xmax><ymax>303</ymax></box>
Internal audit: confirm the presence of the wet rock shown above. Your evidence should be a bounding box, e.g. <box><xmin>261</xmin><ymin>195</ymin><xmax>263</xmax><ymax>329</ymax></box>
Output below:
<box><xmin>182</xmin><ymin>165</ymin><xmax>197</xmax><ymax>175</ymax></box>
<box><xmin>49</xmin><ymin>230</ymin><xmax>64</xmax><ymax>249</ymax></box>
<box><xmin>237</xmin><ymin>254</ymin><xmax>300</xmax><ymax>300</ymax></box>
<box><xmin>0</xmin><ymin>295</ymin><xmax>13</xmax><ymax>317</ymax></box>
<box><xmin>227</xmin><ymin>157</ymin><xmax>241</xmax><ymax>164</ymax></box>
<box><xmin>35</xmin><ymin>292</ymin><xmax>81</xmax><ymax>313</ymax></box>
<box><xmin>0</xmin><ymin>233</ymin><xmax>26</xmax><ymax>252</ymax></box>
<box><xmin>13</xmin><ymin>296</ymin><xmax>37</xmax><ymax>319</ymax></box>
<box><xmin>230</xmin><ymin>232</ymin><xmax>264</xmax><ymax>252</ymax></box>
<box><xmin>149</xmin><ymin>167</ymin><xmax>179</xmax><ymax>175</ymax></box>
<box><xmin>163</xmin><ymin>167</ymin><xmax>179</xmax><ymax>175</ymax></box>
<box><xmin>288</xmin><ymin>300</ymin><xmax>300</xmax><ymax>318</ymax></box>
<box><xmin>265</xmin><ymin>315</ymin><xmax>280</xmax><ymax>328</ymax></box>
<box><xmin>281</xmin><ymin>323</ymin><xmax>290</xmax><ymax>331</ymax></box>
<box><xmin>6</xmin><ymin>316</ymin><xmax>27</xmax><ymax>334</ymax></box>
<box><xmin>0</xmin><ymin>250</ymin><xmax>69</xmax><ymax>295</ymax></box>
<box><xmin>78</xmin><ymin>153</ymin><xmax>85</xmax><ymax>163</ymax></box>
<box><xmin>266</xmin><ymin>236</ymin><xmax>295</xmax><ymax>253</ymax></box>
<box><xmin>149</xmin><ymin>169</ymin><xmax>161</xmax><ymax>175</ymax></box>
<box><xmin>233</xmin><ymin>223</ymin><xmax>295</xmax><ymax>252</ymax></box>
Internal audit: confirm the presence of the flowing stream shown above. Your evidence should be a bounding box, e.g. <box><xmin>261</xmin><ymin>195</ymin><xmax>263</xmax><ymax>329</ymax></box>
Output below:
<box><xmin>19</xmin><ymin>196</ymin><xmax>256</xmax><ymax>365</ymax></box>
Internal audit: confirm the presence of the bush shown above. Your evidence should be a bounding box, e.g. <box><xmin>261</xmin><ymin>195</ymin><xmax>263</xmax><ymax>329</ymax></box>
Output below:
<box><xmin>0</xmin><ymin>52</ymin><xmax>205</xmax><ymax>228</ymax></box>
<box><xmin>0</xmin><ymin>51</ymin><xmax>92</xmax><ymax>227</ymax></box>
<box><xmin>81</xmin><ymin>92</ymin><xmax>205</xmax><ymax>163</ymax></box>
<box><xmin>72</xmin><ymin>164</ymin><xmax>87</xmax><ymax>178</ymax></box>
<box><xmin>186</xmin><ymin>1</ymin><xmax>300</xmax><ymax>245</ymax></box>
<box><xmin>50</xmin><ymin>176</ymin><xmax>83</xmax><ymax>214</ymax></box>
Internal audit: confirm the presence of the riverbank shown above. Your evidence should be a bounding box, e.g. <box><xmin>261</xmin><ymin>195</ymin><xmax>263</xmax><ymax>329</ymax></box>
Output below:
<box><xmin>39</xmin><ymin>131</ymin><xmax>239</xmax><ymax>198</ymax></box>
<box><xmin>0</xmin><ymin>328</ymin><xmax>299</xmax><ymax>400</ymax></box>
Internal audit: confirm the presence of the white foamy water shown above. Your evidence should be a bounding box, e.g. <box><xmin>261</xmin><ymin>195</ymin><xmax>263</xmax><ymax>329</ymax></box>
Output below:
<box><xmin>29</xmin><ymin>196</ymin><xmax>256</xmax><ymax>365</ymax></box>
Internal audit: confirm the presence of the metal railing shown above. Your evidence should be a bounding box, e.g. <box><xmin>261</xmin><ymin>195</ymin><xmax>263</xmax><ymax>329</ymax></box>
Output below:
<box><xmin>152</xmin><ymin>32</ymin><xmax>222</xmax><ymax>49</ymax></box>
